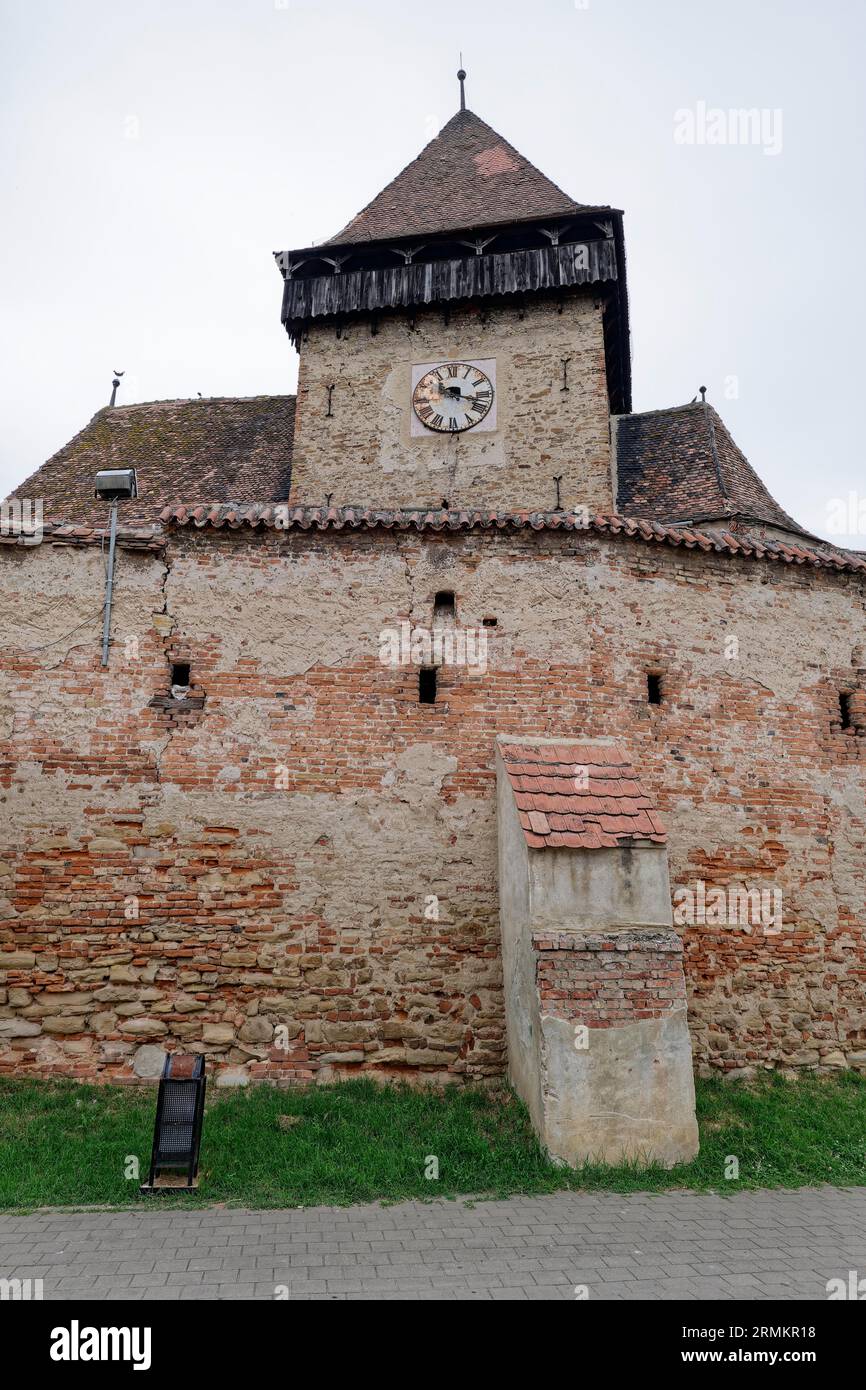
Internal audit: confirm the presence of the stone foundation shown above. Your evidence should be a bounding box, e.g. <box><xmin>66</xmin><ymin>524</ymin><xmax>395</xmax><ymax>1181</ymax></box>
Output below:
<box><xmin>534</xmin><ymin>930</ymin><xmax>699</xmax><ymax>1166</ymax></box>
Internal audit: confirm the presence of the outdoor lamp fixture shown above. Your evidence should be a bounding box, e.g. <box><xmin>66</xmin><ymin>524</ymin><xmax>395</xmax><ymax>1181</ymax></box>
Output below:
<box><xmin>140</xmin><ymin>1054</ymin><xmax>207</xmax><ymax>1193</ymax></box>
<box><xmin>94</xmin><ymin>466</ymin><xmax>137</xmax><ymax>667</ymax></box>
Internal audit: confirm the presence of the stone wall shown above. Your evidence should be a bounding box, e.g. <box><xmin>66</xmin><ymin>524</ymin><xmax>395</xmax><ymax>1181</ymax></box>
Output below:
<box><xmin>289</xmin><ymin>293</ymin><xmax>613</xmax><ymax>512</ymax></box>
<box><xmin>1</xmin><ymin>522</ymin><xmax>865</xmax><ymax>1084</ymax></box>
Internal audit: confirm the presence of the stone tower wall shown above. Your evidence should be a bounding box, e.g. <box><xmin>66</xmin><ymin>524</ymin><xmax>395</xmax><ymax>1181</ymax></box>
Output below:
<box><xmin>289</xmin><ymin>294</ymin><xmax>613</xmax><ymax>513</ymax></box>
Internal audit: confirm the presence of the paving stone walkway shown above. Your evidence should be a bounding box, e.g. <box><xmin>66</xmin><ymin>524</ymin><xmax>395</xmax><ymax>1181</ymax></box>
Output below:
<box><xmin>1</xmin><ymin>1187</ymin><xmax>864</xmax><ymax>1300</ymax></box>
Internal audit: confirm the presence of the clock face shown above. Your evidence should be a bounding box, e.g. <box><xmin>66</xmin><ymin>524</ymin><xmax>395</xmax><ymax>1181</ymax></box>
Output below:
<box><xmin>412</xmin><ymin>362</ymin><xmax>494</xmax><ymax>433</ymax></box>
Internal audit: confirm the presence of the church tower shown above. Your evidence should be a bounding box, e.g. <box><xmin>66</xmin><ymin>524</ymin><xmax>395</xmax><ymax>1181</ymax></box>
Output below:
<box><xmin>276</xmin><ymin>73</ymin><xmax>630</xmax><ymax>512</ymax></box>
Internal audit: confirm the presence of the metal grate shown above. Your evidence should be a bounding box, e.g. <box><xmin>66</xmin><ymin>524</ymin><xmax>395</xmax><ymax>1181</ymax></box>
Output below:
<box><xmin>141</xmin><ymin>1054</ymin><xmax>206</xmax><ymax>1192</ymax></box>
<box><xmin>155</xmin><ymin>1081</ymin><xmax>196</xmax><ymax>1162</ymax></box>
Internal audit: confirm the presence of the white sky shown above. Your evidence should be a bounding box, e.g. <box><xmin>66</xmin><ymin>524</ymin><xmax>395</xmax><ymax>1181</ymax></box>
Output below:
<box><xmin>2</xmin><ymin>0</ymin><xmax>864</xmax><ymax>545</ymax></box>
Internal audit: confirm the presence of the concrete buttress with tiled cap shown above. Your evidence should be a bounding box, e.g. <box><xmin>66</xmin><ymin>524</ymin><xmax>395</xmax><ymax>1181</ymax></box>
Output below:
<box><xmin>495</xmin><ymin>735</ymin><xmax>699</xmax><ymax>1168</ymax></box>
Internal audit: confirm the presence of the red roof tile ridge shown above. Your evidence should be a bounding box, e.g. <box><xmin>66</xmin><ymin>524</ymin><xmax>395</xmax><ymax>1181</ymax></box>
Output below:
<box><xmin>153</xmin><ymin>504</ymin><xmax>866</xmax><ymax>573</ymax></box>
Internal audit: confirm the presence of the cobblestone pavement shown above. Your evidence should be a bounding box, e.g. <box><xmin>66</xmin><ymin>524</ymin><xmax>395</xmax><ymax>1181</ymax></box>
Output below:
<box><xmin>1</xmin><ymin>1187</ymin><xmax>864</xmax><ymax>1301</ymax></box>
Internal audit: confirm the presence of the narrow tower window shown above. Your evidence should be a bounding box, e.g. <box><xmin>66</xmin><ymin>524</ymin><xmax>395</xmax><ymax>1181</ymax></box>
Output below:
<box><xmin>171</xmin><ymin>662</ymin><xmax>191</xmax><ymax>688</ymax></box>
<box><xmin>419</xmin><ymin>668</ymin><xmax>437</xmax><ymax>704</ymax></box>
<box><xmin>839</xmin><ymin>692</ymin><xmax>853</xmax><ymax>730</ymax></box>
<box><xmin>433</xmin><ymin>591</ymin><xmax>456</xmax><ymax>618</ymax></box>
<box><xmin>647</xmin><ymin>672</ymin><xmax>662</xmax><ymax>706</ymax></box>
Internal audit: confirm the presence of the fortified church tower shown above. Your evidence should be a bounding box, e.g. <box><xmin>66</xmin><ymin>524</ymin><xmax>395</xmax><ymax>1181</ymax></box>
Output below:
<box><xmin>278</xmin><ymin>70</ymin><xmax>628</xmax><ymax>516</ymax></box>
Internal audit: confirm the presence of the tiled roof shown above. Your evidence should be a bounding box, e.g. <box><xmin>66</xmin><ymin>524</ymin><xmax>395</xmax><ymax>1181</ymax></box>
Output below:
<box><xmin>615</xmin><ymin>402</ymin><xmax>811</xmax><ymax>538</ymax></box>
<box><xmin>7</xmin><ymin>390</ymin><xmax>860</xmax><ymax>579</ymax></box>
<box><xmin>497</xmin><ymin>738</ymin><xmax>666</xmax><ymax>850</ymax></box>
<box><xmin>7</xmin><ymin>396</ymin><xmax>295</xmax><ymax>526</ymax></box>
<box><xmin>326</xmin><ymin>108</ymin><xmax>591</xmax><ymax>245</ymax></box>
<box><xmin>158</xmin><ymin>503</ymin><xmax>866</xmax><ymax>573</ymax></box>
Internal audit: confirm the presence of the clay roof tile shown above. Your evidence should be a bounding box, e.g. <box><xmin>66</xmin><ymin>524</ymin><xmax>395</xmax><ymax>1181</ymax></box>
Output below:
<box><xmin>326</xmin><ymin>109</ymin><xmax>590</xmax><ymax>245</ymax></box>
<box><xmin>498</xmin><ymin>739</ymin><xmax>667</xmax><ymax>852</ymax></box>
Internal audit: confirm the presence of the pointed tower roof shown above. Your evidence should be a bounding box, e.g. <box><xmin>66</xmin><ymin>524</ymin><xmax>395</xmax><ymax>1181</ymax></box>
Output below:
<box><xmin>326</xmin><ymin>107</ymin><xmax>590</xmax><ymax>246</ymax></box>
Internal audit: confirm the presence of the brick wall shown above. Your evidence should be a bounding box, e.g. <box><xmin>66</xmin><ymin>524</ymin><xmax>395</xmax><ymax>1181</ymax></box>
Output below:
<box><xmin>534</xmin><ymin>930</ymin><xmax>687</xmax><ymax>1028</ymax></box>
<box><xmin>1</xmin><ymin>523</ymin><xmax>865</xmax><ymax>1083</ymax></box>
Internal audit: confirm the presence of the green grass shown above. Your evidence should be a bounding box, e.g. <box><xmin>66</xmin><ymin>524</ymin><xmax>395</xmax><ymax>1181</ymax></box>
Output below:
<box><xmin>0</xmin><ymin>1072</ymin><xmax>864</xmax><ymax>1210</ymax></box>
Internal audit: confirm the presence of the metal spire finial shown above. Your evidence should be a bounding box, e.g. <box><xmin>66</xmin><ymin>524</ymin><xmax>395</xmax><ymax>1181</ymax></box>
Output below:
<box><xmin>457</xmin><ymin>59</ymin><xmax>466</xmax><ymax>111</ymax></box>
<box><xmin>109</xmin><ymin>370</ymin><xmax>125</xmax><ymax>407</ymax></box>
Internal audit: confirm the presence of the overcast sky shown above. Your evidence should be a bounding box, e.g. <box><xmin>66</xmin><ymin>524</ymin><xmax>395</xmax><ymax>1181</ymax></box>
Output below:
<box><xmin>2</xmin><ymin>0</ymin><xmax>864</xmax><ymax>544</ymax></box>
